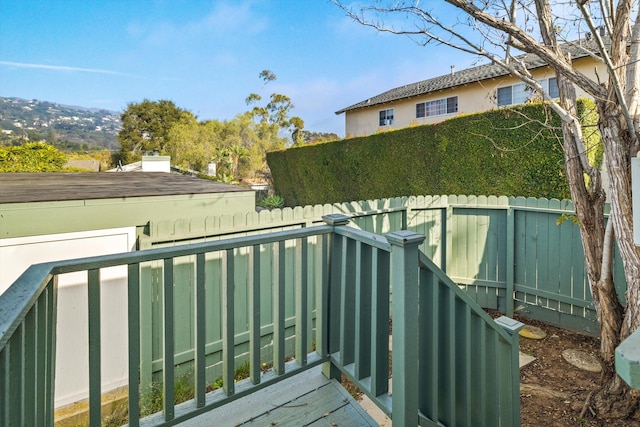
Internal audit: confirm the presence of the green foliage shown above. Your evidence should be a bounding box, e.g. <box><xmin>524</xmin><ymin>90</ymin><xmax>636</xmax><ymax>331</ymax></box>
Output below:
<box><xmin>210</xmin><ymin>362</ymin><xmax>251</xmax><ymax>391</ymax></box>
<box><xmin>164</xmin><ymin>111</ymin><xmax>285</xmax><ymax>180</ymax></box>
<box><xmin>267</xmin><ymin>102</ymin><xmax>584</xmax><ymax>207</ymax></box>
<box><xmin>557</xmin><ymin>213</ymin><xmax>580</xmax><ymax>225</ymax></box>
<box><xmin>298</xmin><ymin>130</ymin><xmax>340</xmax><ymax>145</ymax></box>
<box><xmin>118</xmin><ymin>99</ymin><xmax>194</xmax><ymax>163</ymax></box>
<box><xmin>258</xmin><ymin>195</ymin><xmax>285</xmax><ymax>209</ymax></box>
<box><xmin>576</xmin><ymin>98</ymin><xmax>603</xmax><ymax>170</ymax></box>
<box><xmin>0</xmin><ymin>142</ymin><xmax>67</xmax><ymax>172</ymax></box>
<box><xmin>245</xmin><ymin>70</ymin><xmax>304</xmax><ymax>145</ymax></box>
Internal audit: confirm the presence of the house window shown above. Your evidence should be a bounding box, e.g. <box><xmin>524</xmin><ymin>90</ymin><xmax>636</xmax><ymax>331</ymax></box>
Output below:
<box><xmin>497</xmin><ymin>78</ymin><xmax>560</xmax><ymax>106</ymax></box>
<box><xmin>379</xmin><ymin>109</ymin><xmax>394</xmax><ymax>126</ymax></box>
<box><xmin>416</xmin><ymin>96</ymin><xmax>459</xmax><ymax>118</ymax></box>
<box><xmin>548</xmin><ymin>77</ymin><xmax>559</xmax><ymax>98</ymax></box>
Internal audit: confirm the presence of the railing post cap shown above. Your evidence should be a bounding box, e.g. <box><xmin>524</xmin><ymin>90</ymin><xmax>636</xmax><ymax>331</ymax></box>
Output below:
<box><xmin>386</xmin><ymin>230</ymin><xmax>426</xmax><ymax>246</ymax></box>
<box><xmin>322</xmin><ymin>214</ymin><xmax>351</xmax><ymax>226</ymax></box>
<box><xmin>495</xmin><ymin>316</ymin><xmax>525</xmax><ymax>334</ymax></box>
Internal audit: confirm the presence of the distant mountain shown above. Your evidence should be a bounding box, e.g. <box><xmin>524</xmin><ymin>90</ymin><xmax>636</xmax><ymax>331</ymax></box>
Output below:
<box><xmin>0</xmin><ymin>96</ymin><xmax>121</xmax><ymax>150</ymax></box>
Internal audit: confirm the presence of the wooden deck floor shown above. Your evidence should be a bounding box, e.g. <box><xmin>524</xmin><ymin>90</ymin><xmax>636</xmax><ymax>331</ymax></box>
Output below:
<box><xmin>176</xmin><ymin>366</ymin><xmax>379</xmax><ymax>427</ymax></box>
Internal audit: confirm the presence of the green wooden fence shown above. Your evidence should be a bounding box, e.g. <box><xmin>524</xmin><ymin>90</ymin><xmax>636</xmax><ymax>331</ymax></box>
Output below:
<box><xmin>0</xmin><ymin>215</ymin><xmax>522</xmax><ymax>426</ymax></box>
<box><xmin>142</xmin><ymin>194</ymin><xmax>620</xmax><ymax>336</ymax></box>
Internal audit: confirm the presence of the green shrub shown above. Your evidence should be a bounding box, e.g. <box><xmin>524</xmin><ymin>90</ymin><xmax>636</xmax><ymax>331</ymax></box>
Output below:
<box><xmin>0</xmin><ymin>142</ymin><xmax>67</xmax><ymax>172</ymax></box>
<box><xmin>267</xmin><ymin>101</ymin><xmax>599</xmax><ymax>207</ymax></box>
<box><xmin>258</xmin><ymin>195</ymin><xmax>285</xmax><ymax>209</ymax></box>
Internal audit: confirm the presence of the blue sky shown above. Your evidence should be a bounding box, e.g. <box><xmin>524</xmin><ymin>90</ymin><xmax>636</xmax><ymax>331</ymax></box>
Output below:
<box><xmin>0</xmin><ymin>0</ymin><xmax>474</xmax><ymax>137</ymax></box>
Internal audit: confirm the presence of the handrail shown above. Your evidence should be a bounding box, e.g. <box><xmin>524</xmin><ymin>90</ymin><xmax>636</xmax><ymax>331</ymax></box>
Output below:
<box><xmin>323</xmin><ymin>219</ymin><xmax>523</xmax><ymax>426</ymax></box>
<box><xmin>0</xmin><ymin>263</ymin><xmax>56</xmax><ymax>349</ymax></box>
<box><xmin>0</xmin><ymin>222</ymin><xmax>335</xmax><ymax>427</ymax></box>
<box><xmin>417</xmin><ymin>251</ymin><xmax>523</xmax><ymax>426</ymax></box>
<box><xmin>0</xmin><ymin>212</ymin><xmax>523</xmax><ymax>427</ymax></box>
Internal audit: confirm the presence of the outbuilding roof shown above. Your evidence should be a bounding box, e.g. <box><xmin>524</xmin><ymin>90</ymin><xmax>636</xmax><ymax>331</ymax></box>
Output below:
<box><xmin>335</xmin><ymin>39</ymin><xmax>601</xmax><ymax>114</ymax></box>
<box><xmin>0</xmin><ymin>173</ymin><xmax>251</xmax><ymax>204</ymax></box>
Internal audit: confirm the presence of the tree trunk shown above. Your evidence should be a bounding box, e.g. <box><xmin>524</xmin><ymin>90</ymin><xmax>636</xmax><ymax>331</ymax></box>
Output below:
<box><xmin>591</xmin><ymin>102</ymin><xmax>640</xmax><ymax>419</ymax></box>
<box><xmin>557</xmin><ymin>76</ymin><xmax>638</xmax><ymax>419</ymax></box>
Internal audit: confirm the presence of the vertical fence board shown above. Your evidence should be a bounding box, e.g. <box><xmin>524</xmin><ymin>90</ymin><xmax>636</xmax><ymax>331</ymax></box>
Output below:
<box><xmin>524</xmin><ymin>210</ymin><xmax>538</xmax><ymax>305</ymax></box>
<box><xmin>546</xmin><ymin>209</ymin><xmax>561</xmax><ymax>312</ymax></box>
<box><xmin>355</xmin><ymin>243</ymin><xmax>372</xmax><ymax>380</ymax></box>
<box><xmin>23</xmin><ymin>306</ymin><xmax>36</xmax><ymax>427</ymax></box>
<box><xmin>194</xmin><ymin>254</ymin><xmax>206</xmax><ymax>406</ymax></box>
<box><xmin>295</xmin><ymin>237</ymin><xmax>308</xmax><ymax>366</ymax></box>
<box><xmin>371</xmin><ymin>248</ymin><xmax>389</xmax><ymax>397</ymax></box>
<box><xmin>339</xmin><ymin>238</ymin><xmax>356</xmax><ymax>366</ymax></box>
<box><xmin>316</xmin><ymin>234</ymin><xmax>329</xmax><ymax>362</ymax></box>
<box><xmin>418</xmin><ymin>268</ymin><xmax>436</xmax><ymax>419</ymax></box>
<box><xmin>46</xmin><ymin>277</ymin><xmax>57</xmax><ymax>427</ymax></box>
<box><xmin>273</xmin><ymin>242</ymin><xmax>286</xmax><ymax>375</ymax></box>
<box><xmin>249</xmin><ymin>245</ymin><xmax>261</xmax><ymax>384</ymax></box>
<box><xmin>8</xmin><ymin>325</ymin><xmax>24</xmax><ymax>426</ymax></box>
<box><xmin>173</xmin><ymin>255</ymin><xmax>194</xmax><ymax>360</ymax></box>
<box><xmin>128</xmin><ymin>263</ymin><xmax>141</xmax><ymax>427</ymax></box>
<box><xmin>537</xmin><ymin>207</ymin><xmax>551</xmax><ymax>309</ymax></box>
<box><xmin>87</xmin><ymin>269</ymin><xmax>101</xmax><ymax>427</ymax></box>
<box><xmin>328</xmin><ymin>234</ymin><xmax>343</xmax><ymax>355</ymax></box>
<box><xmin>35</xmin><ymin>293</ymin><xmax>47</xmax><ymax>423</ymax></box>
<box><xmin>222</xmin><ymin>250</ymin><xmax>235</xmax><ymax>395</ymax></box>
<box><xmin>558</xmin><ymin>217</ymin><xmax>574</xmax><ymax>315</ymax></box>
<box><xmin>163</xmin><ymin>259</ymin><xmax>175</xmax><ymax>420</ymax></box>
<box><xmin>139</xmin><ymin>262</ymin><xmax>154</xmax><ymax>393</ymax></box>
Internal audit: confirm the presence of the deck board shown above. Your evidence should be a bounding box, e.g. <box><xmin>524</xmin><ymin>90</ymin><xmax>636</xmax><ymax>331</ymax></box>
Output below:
<box><xmin>176</xmin><ymin>366</ymin><xmax>378</xmax><ymax>427</ymax></box>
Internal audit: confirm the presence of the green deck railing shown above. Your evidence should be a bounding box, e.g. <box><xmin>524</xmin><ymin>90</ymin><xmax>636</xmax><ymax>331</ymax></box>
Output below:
<box><xmin>324</xmin><ymin>214</ymin><xmax>523</xmax><ymax>427</ymax></box>
<box><xmin>0</xmin><ymin>214</ymin><xmax>521</xmax><ymax>426</ymax></box>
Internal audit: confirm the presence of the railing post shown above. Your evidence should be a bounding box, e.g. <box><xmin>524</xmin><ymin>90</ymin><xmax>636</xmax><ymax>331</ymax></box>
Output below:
<box><xmin>387</xmin><ymin>230</ymin><xmax>425</xmax><ymax>427</ymax></box>
<box><xmin>505</xmin><ymin>207</ymin><xmax>515</xmax><ymax>316</ymax></box>
<box><xmin>321</xmin><ymin>214</ymin><xmax>351</xmax><ymax>380</ymax></box>
<box><xmin>495</xmin><ymin>315</ymin><xmax>525</xmax><ymax>427</ymax></box>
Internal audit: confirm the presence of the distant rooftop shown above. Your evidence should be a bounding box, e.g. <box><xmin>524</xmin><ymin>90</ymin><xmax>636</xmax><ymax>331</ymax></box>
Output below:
<box><xmin>335</xmin><ymin>38</ymin><xmax>602</xmax><ymax>114</ymax></box>
<box><xmin>0</xmin><ymin>173</ymin><xmax>251</xmax><ymax>204</ymax></box>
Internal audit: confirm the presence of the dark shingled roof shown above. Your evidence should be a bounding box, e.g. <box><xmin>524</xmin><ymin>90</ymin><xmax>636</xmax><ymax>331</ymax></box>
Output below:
<box><xmin>335</xmin><ymin>39</ymin><xmax>601</xmax><ymax>114</ymax></box>
<box><xmin>0</xmin><ymin>173</ymin><xmax>251</xmax><ymax>204</ymax></box>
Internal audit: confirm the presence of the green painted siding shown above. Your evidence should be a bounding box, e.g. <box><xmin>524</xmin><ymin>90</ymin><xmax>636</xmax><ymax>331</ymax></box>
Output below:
<box><xmin>0</xmin><ymin>192</ymin><xmax>255</xmax><ymax>239</ymax></box>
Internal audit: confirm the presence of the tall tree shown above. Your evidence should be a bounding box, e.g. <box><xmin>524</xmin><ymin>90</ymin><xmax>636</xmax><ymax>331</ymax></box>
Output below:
<box><xmin>245</xmin><ymin>70</ymin><xmax>305</xmax><ymax>145</ymax></box>
<box><xmin>335</xmin><ymin>0</ymin><xmax>640</xmax><ymax>418</ymax></box>
<box><xmin>118</xmin><ymin>99</ymin><xmax>194</xmax><ymax>163</ymax></box>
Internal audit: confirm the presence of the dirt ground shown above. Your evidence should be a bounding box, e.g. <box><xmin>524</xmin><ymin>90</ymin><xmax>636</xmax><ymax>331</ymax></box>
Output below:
<box><xmin>517</xmin><ymin>315</ymin><xmax>640</xmax><ymax>427</ymax></box>
<box><xmin>344</xmin><ymin>316</ymin><xmax>640</xmax><ymax>426</ymax></box>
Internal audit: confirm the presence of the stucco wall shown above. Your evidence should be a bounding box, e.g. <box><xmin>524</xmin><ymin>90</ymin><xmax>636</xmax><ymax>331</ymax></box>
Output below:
<box><xmin>343</xmin><ymin>58</ymin><xmax>606</xmax><ymax>137</ymax></box>
<box><xmin>0</xmin><ymin>228</ymin><xmax>136</xmax><ymax>408</ymax></box>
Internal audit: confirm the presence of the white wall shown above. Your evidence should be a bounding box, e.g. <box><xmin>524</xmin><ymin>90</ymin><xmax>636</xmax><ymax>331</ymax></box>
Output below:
<box><xmin>0</xmin><ymin>227</ymin><xmax>136</xmax><ymax>408</ymax></box>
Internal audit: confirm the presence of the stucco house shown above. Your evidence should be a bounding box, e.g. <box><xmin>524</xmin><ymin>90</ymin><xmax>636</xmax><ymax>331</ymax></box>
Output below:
<box><xmin>336</xmin><ymin>39</ymin><xmax>607</xmax><ymax>137</ymax></box>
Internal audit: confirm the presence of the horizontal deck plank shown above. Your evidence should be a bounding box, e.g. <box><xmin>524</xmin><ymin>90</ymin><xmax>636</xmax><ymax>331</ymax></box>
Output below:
<box><xmin>176</xmin><ymin>366</ymin><xmax>378</xmax><ymax>427</ymax></box>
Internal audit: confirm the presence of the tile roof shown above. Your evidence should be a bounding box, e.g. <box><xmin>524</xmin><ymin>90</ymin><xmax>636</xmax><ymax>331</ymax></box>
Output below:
<box><xmin>335</xmin><ymin>39</ymin><xmax>601</xmax><ymax>114</ymax></box>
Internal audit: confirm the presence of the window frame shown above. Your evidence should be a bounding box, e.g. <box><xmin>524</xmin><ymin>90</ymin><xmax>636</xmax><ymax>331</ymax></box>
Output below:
<box><xmin>497</xmin><ymin>77</ymin><xmax>559</xmax><ymax>107</ymax></box>
<box><xmin>379</xmin><ymin>109</ymin><xmax>394</xmax><ymax>126</ymax></box>
<box><xmin>416</xmin><ymin>96</ymin><xmax>458</xmax><ymax>119</ymax></box>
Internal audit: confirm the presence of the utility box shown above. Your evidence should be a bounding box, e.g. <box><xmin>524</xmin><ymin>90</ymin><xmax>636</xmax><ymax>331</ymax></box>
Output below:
<box><xmin>633</xmin><ymin>156</ymin><xmax>640</xmax><ymax>245</ymax></box>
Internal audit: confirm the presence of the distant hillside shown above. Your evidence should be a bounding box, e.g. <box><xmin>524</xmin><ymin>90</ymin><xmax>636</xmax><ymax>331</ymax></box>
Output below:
<box><xmin>0</xmin><ymin>96</ymin><xmax>121</xmax><ymax>150</ymax></box>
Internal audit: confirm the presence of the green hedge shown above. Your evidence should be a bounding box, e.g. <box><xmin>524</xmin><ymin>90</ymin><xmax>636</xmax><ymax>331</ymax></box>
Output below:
<box><xmin>267</xmin><ymin>101</ymin><xmax>598</xmax><ymax>207</ymax></box>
